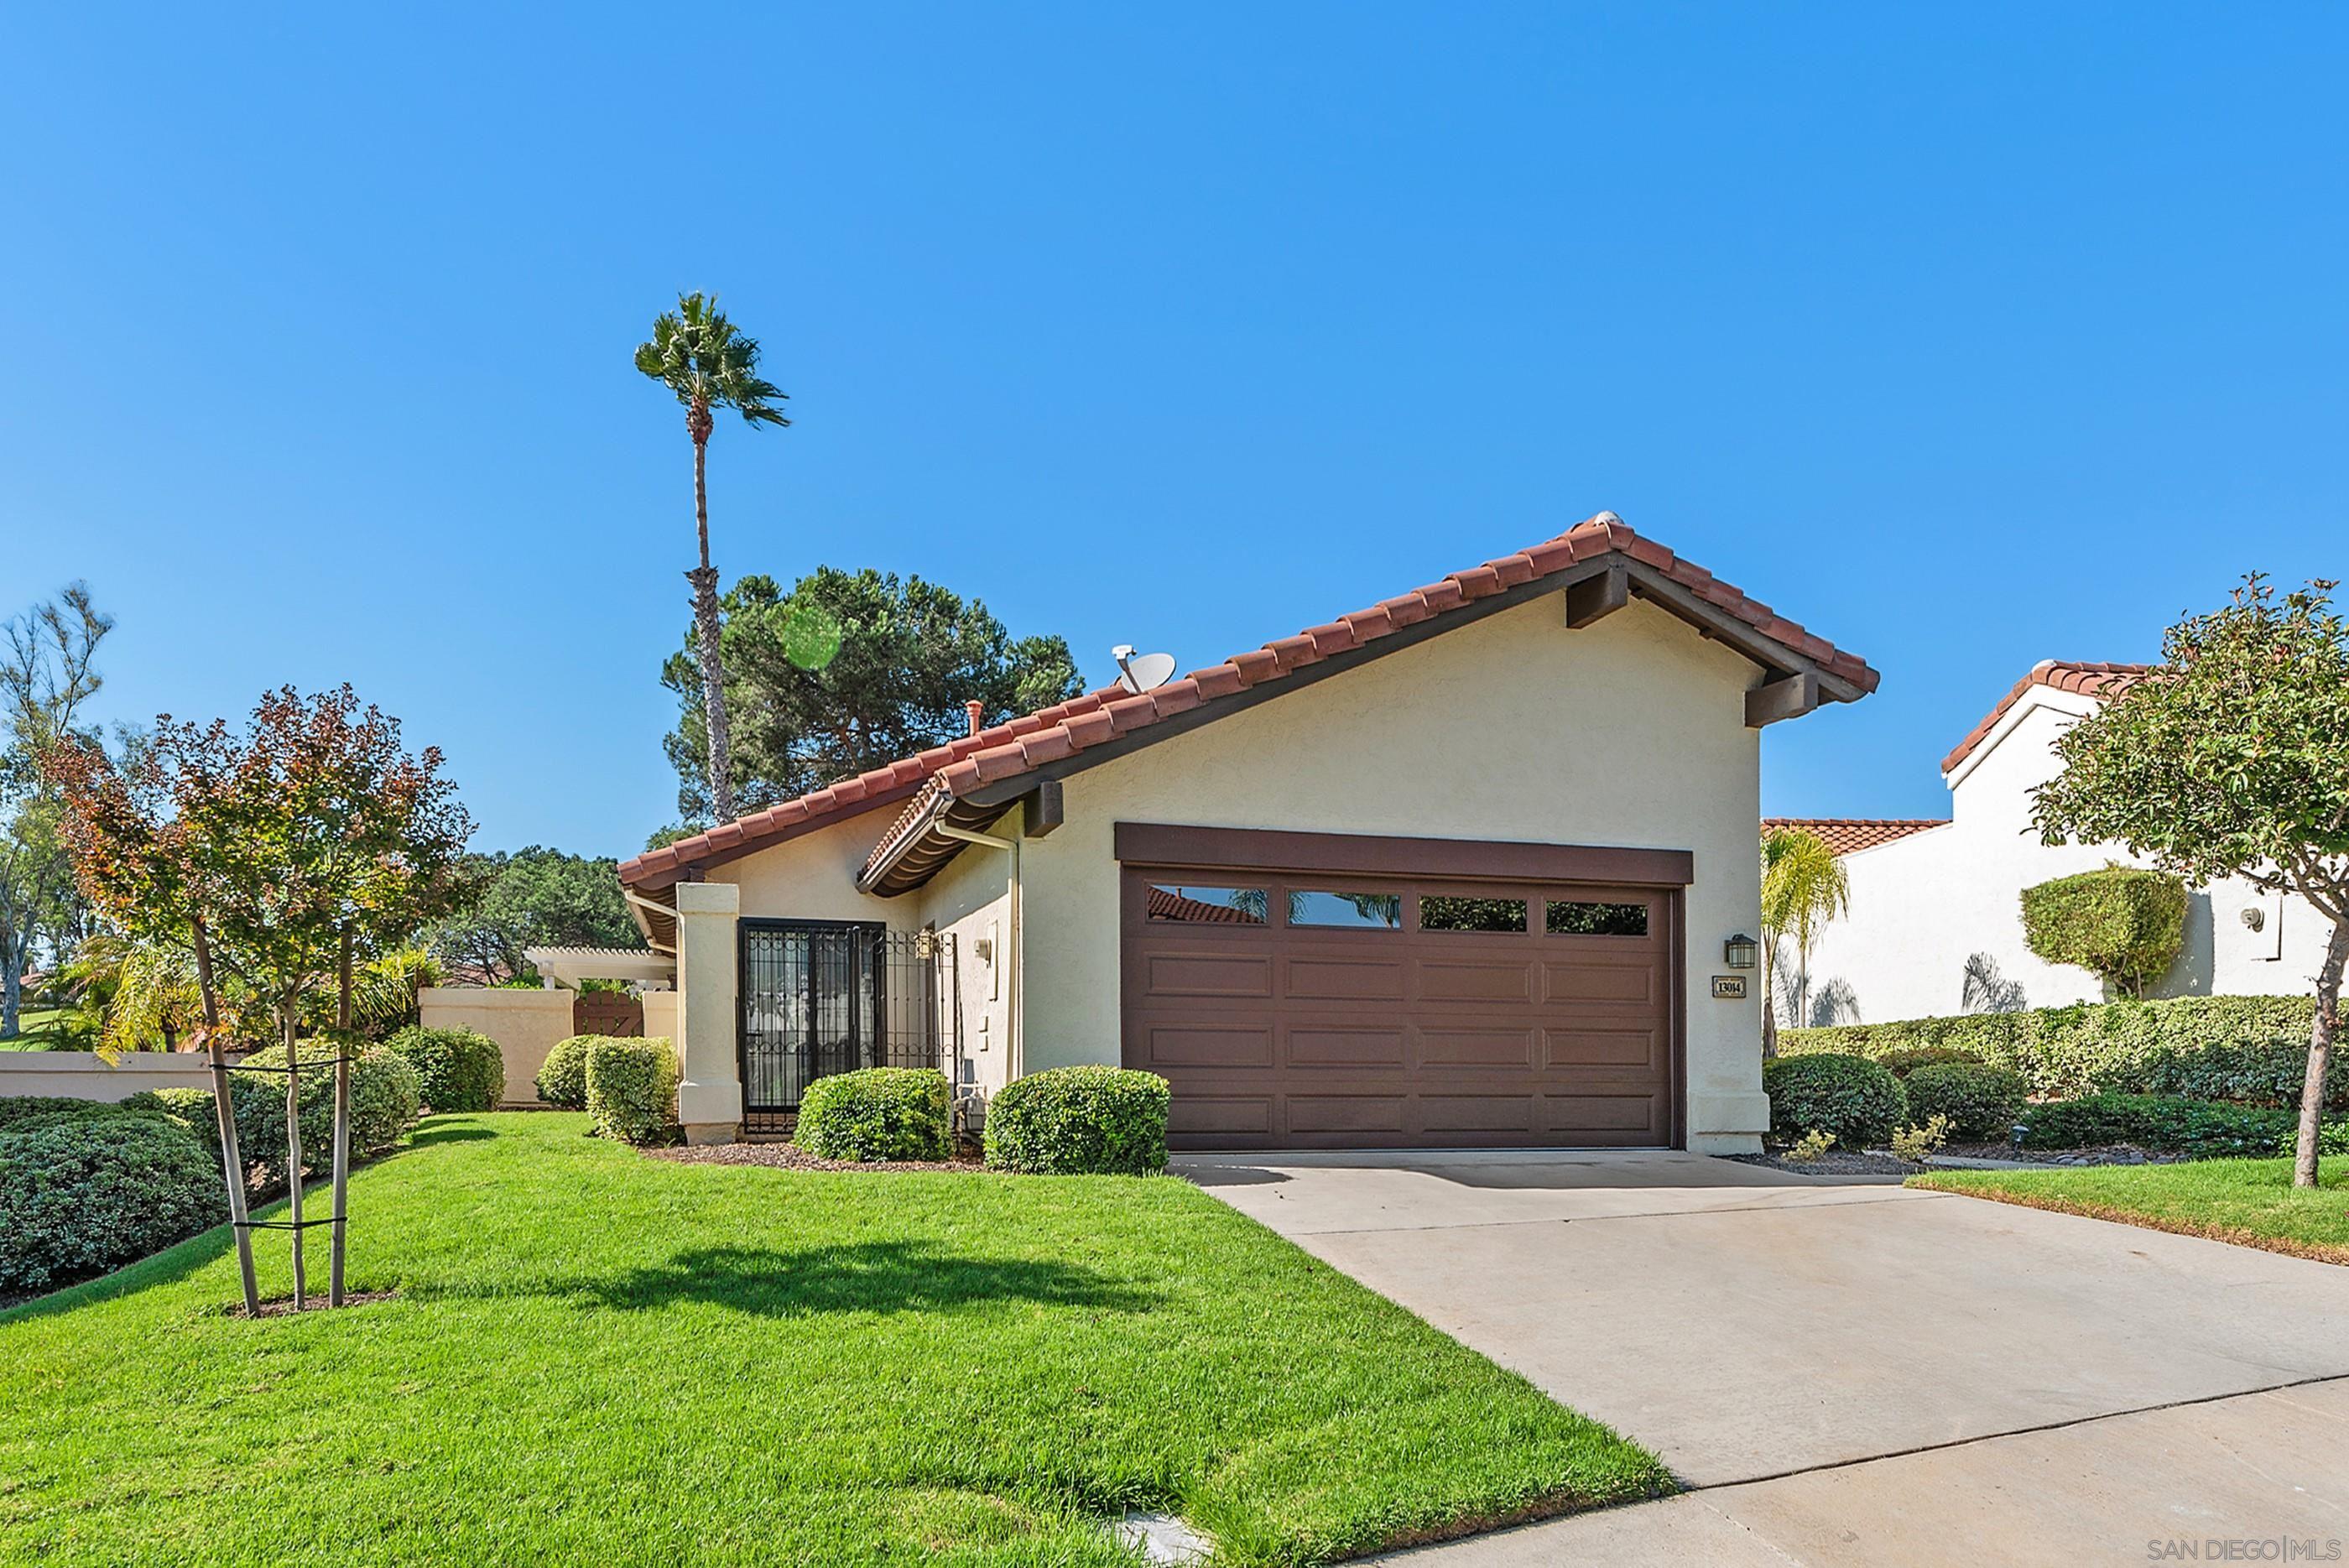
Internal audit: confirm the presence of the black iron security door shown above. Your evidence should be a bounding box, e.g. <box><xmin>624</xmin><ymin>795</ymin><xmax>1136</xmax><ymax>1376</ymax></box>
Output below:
<box><xmin>737</xmin><ymin>920</ymin><xmax>952</xmax><ymax>1134</ymax></box>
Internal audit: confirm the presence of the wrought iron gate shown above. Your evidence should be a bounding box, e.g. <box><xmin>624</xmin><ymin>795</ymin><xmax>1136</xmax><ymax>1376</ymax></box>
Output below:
<box><xmin>737</xmin><ymin>921</ymin><xmax>956</xmax><ymax>1134</ymax></box>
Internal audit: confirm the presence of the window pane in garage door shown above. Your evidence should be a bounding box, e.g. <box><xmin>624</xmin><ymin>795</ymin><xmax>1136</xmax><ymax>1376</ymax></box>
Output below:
<box><xmin>1287</xmin><ymin>889</ymin><xmax>1403</xmax><ymax>928</ymax></box>
<box><xmin>1546</xmin><ymin>900</ymin><xmax>1649</xmax><ymax>936</ymax></box>
<box><xmin>1145</xmin><ymin>884</ymin><xmax>1268</xmax><ymax>924</ymax></box>
<box><xmin>1419</xmin><ymin>895</ymin><xmax>1529</xmax><ymax>933</ymax></box>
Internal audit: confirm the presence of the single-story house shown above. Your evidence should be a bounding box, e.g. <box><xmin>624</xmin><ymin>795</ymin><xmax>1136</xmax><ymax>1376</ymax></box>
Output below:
<box><xmin>616</xmin><ymin>513</ymin><xmax>1877</xmax><ymax>1154</ymax></box>
<box><xmin>1773</xmin><ymin>659</ymin><xmax>2332</xmax><ymax>1024</ymax></box>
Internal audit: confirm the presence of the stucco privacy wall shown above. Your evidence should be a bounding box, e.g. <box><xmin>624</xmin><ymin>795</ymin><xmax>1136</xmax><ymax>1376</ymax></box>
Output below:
<box><xmin>1017</xmin><ymin>595</ymin><xmax>1771</xmax><ymax>1154</ymax></box>
<box><xmin>0</xmin><ymin>1050</ymin><xmax>217</xmax><ymax>1102</ymax></box>
<box><xmin>418</xmin><ymin>987</ymin><xmax>575</xmax><ymax>1106</ymax></box>
<box><xmin>642</xmin><ymin>988</ymin><xmax>680</xmax><ymax>1046</ymax></box>
<box><xmin>1797</xmin><ymin>692</ymin><xmax>2334</xmax><ymax>1024</ymax></box>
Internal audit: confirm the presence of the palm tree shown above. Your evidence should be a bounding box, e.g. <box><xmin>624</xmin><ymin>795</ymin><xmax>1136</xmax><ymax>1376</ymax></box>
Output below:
<box><xmin>635</xmin><ymin>293</ymin><xmax>790</xmax><ymax>825</ymax></box>
<box><xmin>1760</xmin><ymin>826</ymin><xmax>1851</xmax><ymax>1054</ymax></box>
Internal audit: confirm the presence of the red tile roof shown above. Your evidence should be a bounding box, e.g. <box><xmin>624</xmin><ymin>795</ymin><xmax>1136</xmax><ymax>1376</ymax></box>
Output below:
<box><xmin>621</xmin><ymin>512</ymin><xmax>1882</xmax><ymax>893</ymax></box>
<box><xmin>1938</xmin><ymin>660</ymin><xmax>2152</xmax><ymax>776</ymax></box>
<box><xmin>1762</xmin><ymin>817</ymin><xmax>1948</xmax><ymax>856</ymax></box>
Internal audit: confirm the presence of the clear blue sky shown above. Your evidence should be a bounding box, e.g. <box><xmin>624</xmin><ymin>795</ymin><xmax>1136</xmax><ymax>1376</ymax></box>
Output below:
<box><xmin>5</xmin><ymin>5</ymin><xmax>2343</xmax><ymax>859</ymax></box>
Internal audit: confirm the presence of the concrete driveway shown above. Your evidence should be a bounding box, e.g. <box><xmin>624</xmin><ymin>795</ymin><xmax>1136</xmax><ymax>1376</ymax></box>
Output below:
<box><xmin>1180</xmin><ymin>1150</ymin><xmax>2349</xmax><ymax>1565</ymax></box>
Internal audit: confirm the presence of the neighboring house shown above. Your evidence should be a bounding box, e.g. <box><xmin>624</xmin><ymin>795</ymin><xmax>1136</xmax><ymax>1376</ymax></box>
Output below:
<box><xmin>1774</xmin><ymin>659</ymin><xmax>2331</xmax><ymax>1026</ymax></box>
<box><xmin>616</xmin><ymin>513</ymin><xmax>1878</xmax><ymax>1154</ymax></box>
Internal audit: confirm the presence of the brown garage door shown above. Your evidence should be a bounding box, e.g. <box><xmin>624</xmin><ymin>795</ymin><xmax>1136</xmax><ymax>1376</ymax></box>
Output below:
<box><xmin>1122</xmin><ymin>865</ymin><xmax>1679</xmax><ymax>1149</ymax></box>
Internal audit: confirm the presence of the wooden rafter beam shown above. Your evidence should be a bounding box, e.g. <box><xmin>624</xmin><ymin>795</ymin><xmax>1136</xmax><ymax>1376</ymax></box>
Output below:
<box><xmin>1564</xmin><ymin>564</ymin><xmax>1629</xmax><ymax>628</ymax></box>
<box><xmin>1745</xmin><ymin>670</ymin><xmax>1821</xmax><ymax>727</ymax></box>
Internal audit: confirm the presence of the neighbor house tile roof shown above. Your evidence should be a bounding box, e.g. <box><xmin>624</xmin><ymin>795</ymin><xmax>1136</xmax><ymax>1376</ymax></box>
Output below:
<box><xmin>621</xmin><ymin>511</ymin><xmax>1882</xmax><ymax>894</ymax></box>
<box><xmin>1938</xmin><ymin>660</ymin><xmax>2152</xmax><ymax>776</ymax></box>
<box><xmin>1761</xmin><ymin>817</ymin><xmax>1949</xmax><ymax>856</ymax></box>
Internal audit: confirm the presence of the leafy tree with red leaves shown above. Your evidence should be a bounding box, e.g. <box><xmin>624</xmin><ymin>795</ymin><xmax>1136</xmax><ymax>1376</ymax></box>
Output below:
<box><xmin>46</xmin><ymin>685</ymin><xmax>473</xmax><ymax>1310</ymax></box>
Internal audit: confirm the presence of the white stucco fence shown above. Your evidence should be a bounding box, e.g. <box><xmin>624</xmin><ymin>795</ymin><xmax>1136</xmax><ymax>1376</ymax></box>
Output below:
<box><xmin>415</xmin><ymin>987</ymin><xmax>684</xmax><ymax>1107</ymax></box>
<box><xmin>0</xmin><ymin>1050</ymin><xmax>220</xmax><ymax>1102</ymax></box>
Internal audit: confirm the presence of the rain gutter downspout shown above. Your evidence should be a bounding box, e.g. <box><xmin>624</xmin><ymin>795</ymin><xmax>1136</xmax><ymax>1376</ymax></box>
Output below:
<box><xmin>935</xmin><ymin>822</ymin><xmax>1021</xmax><ymax>1081</ymax></box>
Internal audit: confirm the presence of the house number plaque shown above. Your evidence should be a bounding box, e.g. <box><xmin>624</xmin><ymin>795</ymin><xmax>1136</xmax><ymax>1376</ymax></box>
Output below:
<box><xmin>1710</xmin><ymin>975</ymin><xmax>1747</xmax><ymax>1000</ymax></box>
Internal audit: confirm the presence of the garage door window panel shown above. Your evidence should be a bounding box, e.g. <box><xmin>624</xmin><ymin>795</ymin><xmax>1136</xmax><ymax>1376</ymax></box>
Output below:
<box><xmin>1419</xmin><ymin>895</ymin><xmax>1530</xmax><ymax>934</ymax></box>
<box><xmin>1546</xmin><ymin>899</ymin><xmax>1649</xmax><ymax>937</ymax></box>
<box><xmin>1146</xmin><ymin>884</ymin><xmax>1268</xmax><ymax>925</ymax></box>
<box><xmin>1286</xmin><ymin>888</ymin><xmax>1404</xmax><ymax>929</ymax></box>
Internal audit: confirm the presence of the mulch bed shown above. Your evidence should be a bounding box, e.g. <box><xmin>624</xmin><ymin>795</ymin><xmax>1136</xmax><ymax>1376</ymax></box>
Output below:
<box><xmin>1729</xmin><ymin>1142</ymin><xmax>2196</xmax><ymax>1176</ymax></box>
<box><xmin>1938</xmin><ymin>1141</ymin><xmax>2192</xmax><ymax>1167</ymax></box>
<box><xmin>1724</xmin><ymin>1149</ymin><xmax>1922</xmax><ymax>1176</ymax></box>
<box><xmin>648</xmin><ymin>1142</ymin><xmax>985</xmax><ymax>1174</ymax></box>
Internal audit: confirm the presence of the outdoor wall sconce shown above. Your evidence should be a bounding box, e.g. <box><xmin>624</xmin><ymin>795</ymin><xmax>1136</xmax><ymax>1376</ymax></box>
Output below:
<box><xmin>1724</xmin><ymin>933</ymin><xmax>1758</xmax><ymax>970</ymax></box>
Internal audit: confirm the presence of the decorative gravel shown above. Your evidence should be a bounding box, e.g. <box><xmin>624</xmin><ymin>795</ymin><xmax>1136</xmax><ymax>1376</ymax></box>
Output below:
<box><xmin>645</xmin><ymin>1141</ymin><xmax>983</xmax><ymax>1174</ymax></box>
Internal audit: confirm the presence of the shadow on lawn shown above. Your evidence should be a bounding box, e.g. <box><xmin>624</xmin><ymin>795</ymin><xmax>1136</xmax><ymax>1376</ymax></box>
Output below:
<box><xmin>408</xmin><ymin>1123</ymin><xmax>497</xmax><ymax>1148</ymax></box>
<box><xmin>583</xmin><ymin>1242</ymin><xmax>1159</xmax><ymax>1318</ymax></box>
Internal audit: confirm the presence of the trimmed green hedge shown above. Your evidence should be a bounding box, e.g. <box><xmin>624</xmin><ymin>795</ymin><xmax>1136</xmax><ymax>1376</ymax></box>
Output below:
<box><xmin>2019</xmin><ymin>867</ymin><xmax>2187</xmax><ymax>997</ymax></box>
<box><xmin>585</xmin><ymin>1038</ymin><xmax>676</xmax><ymax>1146</ymax></box>
<box><xmin>796</xmin><ymin>1068</ymin><xmax>952</xmax><ymax>1163</ymax></box>
<box><xmin>983</xmin><ymin>1066</ymin><xmax>1169</xmax><ymax>1175</ymax></box>
<box><xmin>381</xmin><ymin>1025</ymin><xmax>505</xmax><ymax>1112</ymax></box>
<box><xmin>2018</xmin><ymin>1093</ymin><xmax>2296</xmax><ymax>1158</ymax></box>
<box><xmin>1872</xmin><ymin>1045</ymin><xmax>1989</xmax><ymax>1077</ymax></box>
<box><xmin>1781</xmin><ymin>995</ymin><xmax>2336</xmax><ymax>1105</ymax></box>
<box><xmin>0</xmin><ymin>1096</ymin><xmax>171</xmax><ymax>1135</ymax></box>
<box><xmin>1763</xmin><ymin>1053</ymin><xmax>1906</xmax><ymax>1149</ymax></box>
<box><xmin>2284</xmin><ymin>1118</ymin><xmax>2349</xmax><ymax>1159</ymax></box>
<box><xmin>131</xmin><ymin>1042</ymin><xmax>422</xmax><ymax>1187</ymax></box>
<box><xmin>1901</xmin><ymin>1062</ymin><xmax>2029</xmax><ymax>1141</ymax></box>
<box><xmin>0</xmin><ymin>1113</ymin><xmax>224</xmax><ymax>1292</ymax></box>
<box><xmin>536</xmin><ymin>1034</ymin><xmax>602</xmax><ymax>1110</ymax></box>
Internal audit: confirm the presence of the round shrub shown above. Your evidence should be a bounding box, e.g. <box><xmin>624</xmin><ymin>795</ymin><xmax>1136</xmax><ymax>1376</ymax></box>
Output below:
<box><xmin>983</xmin><ymin>1066</ymin><xmax>1169</xmax><ymax>1175</ymax></box>
<box><xmin>0</xmin><ymin>1115</ymin><xmax>225</xmax><ymax>1292</ymax></box>
<box><xmin>796</xmin><ymin>1068</ymin><xmax>952</xmax><ymax>1162</ymax></box>
<box><xmin>381</xmin><ymin>1025</ymin><xmax>505</xmax><ymax>1112</ymax></box>
<box><xmin>536</xmin><ymin>1034</ymin><xmax>603</xmax><ymax>1110</ymax></box>
<box><xmin>201</xmin><ymin>1041</ymin><xmax>424</xmax><ymax>1185</ymax></box>
<box><xmin>584</xmin><ymin>1037</ymin><xmax>677</xmax><ymax>1147</ymax></box>
<box><xmin>1763</xmin><ymin>1052</ymin><xmax>1905</xmax><ymax>1149</ymax></box>
<box><xmin>1902</xmin><ymin>1062</ymin><xmax>2029</xmax><ymax>1141</ymax></box>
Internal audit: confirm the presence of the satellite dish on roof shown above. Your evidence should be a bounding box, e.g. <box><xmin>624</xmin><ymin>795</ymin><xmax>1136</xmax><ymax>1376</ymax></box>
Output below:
<box><xmin>1112</xmin><ymin>644</ymin><xmax>1178</xmax><ymax>694</ymax></box>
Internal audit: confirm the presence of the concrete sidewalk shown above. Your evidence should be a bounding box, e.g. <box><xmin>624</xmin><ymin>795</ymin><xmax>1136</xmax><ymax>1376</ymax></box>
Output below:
<box><xmin>1180</xmin><ymin>1150</ymin><xmax>2349</xmax><ymax>1563</ymax></box>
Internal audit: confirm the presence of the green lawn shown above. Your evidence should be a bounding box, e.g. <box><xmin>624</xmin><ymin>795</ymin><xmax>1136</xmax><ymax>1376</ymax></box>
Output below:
<box><xmin>1911</xmin><ymin>1155</ymin><xmax>2349</xmax><ymax>1264</ymax></box>
<box><xmin>0</xmin><ymin>1113</ymin><xmax>1666</xmax><ymax>1566</ymax></box>
<box><xmin>2</xmin><ymin>1007</ymin><xmax>92</xmax><ymax>1050</ymax></box>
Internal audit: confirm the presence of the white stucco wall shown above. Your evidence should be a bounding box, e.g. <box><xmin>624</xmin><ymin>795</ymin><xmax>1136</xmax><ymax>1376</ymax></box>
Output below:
<box><xmin>1018</xmin><ymin>594</ymin><xmax>1771</xmax><ymax>1153</ymax></box>
<box><xmin>1795</xmin><ymin>689</ymin><xmax>2334</xmax><ymax>1024</ymax></box>
<box><xmin>913</xmin><ymin>814</ymin><xmax>1017</xmax><ymax>1097</ymax></box>
<box><xmin>418</xmin><ymin>986</ymin><xmax>576</xmax><ymax>1106</ymax></box>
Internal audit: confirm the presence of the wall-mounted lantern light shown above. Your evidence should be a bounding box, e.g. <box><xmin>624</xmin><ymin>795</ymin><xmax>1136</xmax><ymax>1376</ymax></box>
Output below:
<box><xmin>1724</xmin><ymin>933</ymin><xmax>1758</xmax><ymax>971</ymax></box>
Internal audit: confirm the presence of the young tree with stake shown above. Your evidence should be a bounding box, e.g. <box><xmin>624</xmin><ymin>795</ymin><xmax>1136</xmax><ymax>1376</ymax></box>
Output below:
<box><xmin>2032</xmin><ymin>576</ymin><xmax>2349</xmax><ymax>1188</ymax></box>
<box><xmin>48</xmin><ymin>685</ymin><xmax>473</xmax><ymax>1310</ymax></box>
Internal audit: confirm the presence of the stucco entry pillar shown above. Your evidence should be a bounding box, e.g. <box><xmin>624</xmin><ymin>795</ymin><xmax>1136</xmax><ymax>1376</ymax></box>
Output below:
<box><xmin>672</xmin><ymin>880</ymin><xmax>742</xmax><ymax>1145</ymax></box>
